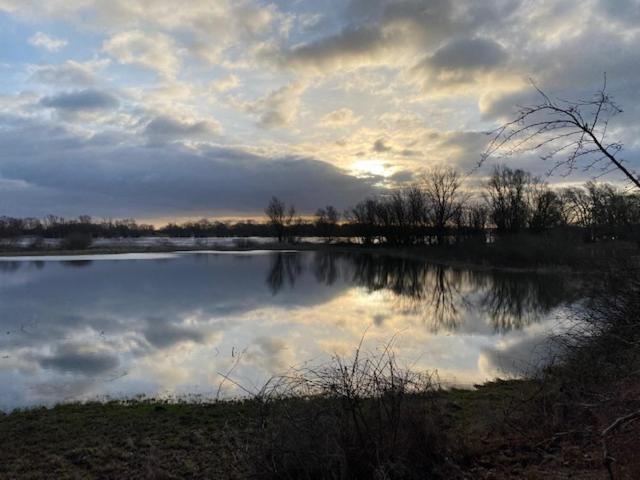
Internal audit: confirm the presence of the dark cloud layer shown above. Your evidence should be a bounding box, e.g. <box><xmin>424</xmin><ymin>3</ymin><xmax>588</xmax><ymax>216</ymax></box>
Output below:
<box><xmin>144</xmin><ymin>115</ymin><xmax>221</xmax><ymax>144</ymax></box>
<box><xmin>39</xmin><ymin>343</ymin><xmax>119</xmax><ymax>375</ymax></box>
<box><xmin>0</xmin><ymin>115</ymin><xmax>378</xmax><ymax>218</ymax></box>
<box><xmin>429</xmin><ymin>37</ymin><xmax>507</xmax><ymax>72</ymax></box>
<box><xmin>40</xmin><ymin>89</ymin><xmax>119</xmax><ymax>112</ymax></box>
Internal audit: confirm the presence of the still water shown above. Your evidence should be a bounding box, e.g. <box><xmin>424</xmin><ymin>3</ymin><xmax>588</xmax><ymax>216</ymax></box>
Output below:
<box><xmin>0</xmin><ymin>251</ymin><xmax>578</xmax><ymax>410</ymax></box>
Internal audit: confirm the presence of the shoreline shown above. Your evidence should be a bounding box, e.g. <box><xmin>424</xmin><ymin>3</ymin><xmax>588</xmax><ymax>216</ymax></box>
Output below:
<box><xmin>0</xmin><ymin>241</ymin><xmax>585</xmax><ymax>274</ymax></box>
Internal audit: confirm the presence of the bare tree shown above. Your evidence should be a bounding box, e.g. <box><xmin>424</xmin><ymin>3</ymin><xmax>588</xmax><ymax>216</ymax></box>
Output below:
<box><xmin>422</xmin><ymin>167</ymin><xmax>465</xmax><ymax>244</ymax></box>
<box><xmin>482</xmin><ymin>75</ymin><xmax>640</xmax><ymax>190</ymax></box>
<box><xmin>528</xmin><ymin>178</ymin><xmax>564</xmax><ymax>231</ymax></box>
<box><xmin>485</xmin><ymin>165</ymin><xmax>532</xmax><ymax>233</ymax></box>
<box><xmin>315</xmin><ymin>206</ymin><xmax>339</xmax><ymax>242</ymax></box>
<box><xmin>265</xmin><ymin>196</ymin><xmax>294</xmax><ymax>242</ymax></box>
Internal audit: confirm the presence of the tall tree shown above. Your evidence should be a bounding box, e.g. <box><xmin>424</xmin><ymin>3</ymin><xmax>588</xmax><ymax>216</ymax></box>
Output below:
<box><xmin>422</xmin><ymin>167</ymin><xmax>464</xmax><ymax>244</ymax></box>
<box><xmin>485</xmin><ymin>166</ymin><xmax>531</xmax><ymax>233</ymax></box>
<box><xmin>265</xmin><ymin>196</ymin><xmax>294</xmax><ymax>242</ymax></box>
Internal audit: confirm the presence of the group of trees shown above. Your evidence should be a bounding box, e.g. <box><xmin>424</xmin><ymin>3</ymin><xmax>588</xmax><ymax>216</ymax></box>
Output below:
<box><xmin>0</xmin><ymin>215</ymin><xmax>154</xmax><ymax>239</ymax></box>
<box><xmin>342</xmin><ymin>166</ymin><xmax>640</xmax><ymax>246</ymax></box>
<box><xmin>264</xmin><ymin>197</ymin><xmax>341</xmax><ymax>243</ymax></box>
<box><xmin>486</xmin><ymin>166</ymin><xmax>640</xmax><ymax>239</ymax></box>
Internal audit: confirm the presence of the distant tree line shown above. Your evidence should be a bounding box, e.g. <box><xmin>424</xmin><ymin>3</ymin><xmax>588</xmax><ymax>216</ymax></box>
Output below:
<box><xmin>0</xmin><ymin>215</ymin><xmax>154</xmax><ymax>239</ymax></box>
<box><xmin>1</xmin><ymin>165</ymin><xmax>639</xmax><ymax>244</ymax></box>
<box><xmin>341</xmin><ymin>166</ymin><xmax>640</xmax><ymax>245</ymax></box>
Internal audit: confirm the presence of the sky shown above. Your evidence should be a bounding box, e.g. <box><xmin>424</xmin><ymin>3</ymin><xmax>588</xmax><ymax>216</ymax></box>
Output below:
<box><xmin>0</xmin><ymin>0</ymin><xmax>639</xmax><ymax>222</ymax></box>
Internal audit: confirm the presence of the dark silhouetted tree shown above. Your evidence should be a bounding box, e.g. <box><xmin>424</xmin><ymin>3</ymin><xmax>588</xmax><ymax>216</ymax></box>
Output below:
<box><xmin>422</xmin><ymin>166</ymin><xmax>464</xmax><ymax>244</ymax></box>
<box><xmin>265</xmin><ymin>197</ymin><xmax>296</xmax><ymax>243</ymax></box>
<box><xmin>485</xmin><ymin>165</ymin><xmax>532</xmax><ymax>233</ymax></box>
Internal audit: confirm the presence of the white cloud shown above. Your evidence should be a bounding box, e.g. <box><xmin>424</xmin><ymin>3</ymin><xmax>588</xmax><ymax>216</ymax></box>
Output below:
<box><xmin>103</xmin><ymin>30</ymin><xmax>180</xmax><ymax>77</ymax></box>
<box><xmin>28</xmin><ymin>32</ymin><xmax>67</xmax><ymax>52</ymax></box>
<box><xmin>318</xmin><ymin>108</ymin><xmax>361</xmax><ymax>128</ymax></box>
<box><xmin>29</xmin><ymin>59</ymin><xmax>110</xmax><ymax>86</ymax></box>
<box><xmin>211</xmin><ymin>74</ymin><xmax>240</xmax><ymax>92</ymax></box>
<box><xmin>237</xmin><ymin>81</ymin><xmax>307</xmax><ymax>128</ymax></box>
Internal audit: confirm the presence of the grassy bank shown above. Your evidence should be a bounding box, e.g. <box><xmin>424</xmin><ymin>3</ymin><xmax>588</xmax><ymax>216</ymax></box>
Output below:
<box><xmin>3</xmin><ymin>378</ymin><xmax>631</xmax><ymax>479</ymax></box>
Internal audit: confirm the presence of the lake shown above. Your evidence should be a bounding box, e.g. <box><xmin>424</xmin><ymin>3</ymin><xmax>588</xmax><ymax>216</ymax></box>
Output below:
<box><xmin>0</xmin><ymin>250</ymin><xmax>578</xmax><ymax>410</ymax></box>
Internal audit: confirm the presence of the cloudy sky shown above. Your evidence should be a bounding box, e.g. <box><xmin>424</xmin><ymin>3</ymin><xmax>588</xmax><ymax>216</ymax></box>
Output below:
<box><xmin>1</xmin><ymin>0</ymin><xmax>639</xmax><ymax>222</ymax></box>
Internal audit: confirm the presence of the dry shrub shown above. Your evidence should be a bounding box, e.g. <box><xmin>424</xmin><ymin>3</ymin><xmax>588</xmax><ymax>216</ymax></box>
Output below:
<box><xmin>249</xmin><ymin>345</ymin><xmax>452</xmax><ymax>479</ymax></box>
<box><xmin>508</xmin><ymin>264</ymin><xmax>640</xmax><ymax>477</ymax></box>
<box><xmin>551</xmin><ymin>265</ymin><xmax>640</xmax><ymax>393</ymax></box>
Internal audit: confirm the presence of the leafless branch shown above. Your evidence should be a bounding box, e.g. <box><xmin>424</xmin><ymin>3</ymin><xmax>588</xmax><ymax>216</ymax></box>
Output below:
<box><xmin>481</xmin><ymin>75</ymin><xmax>639</xmax><ymax>190</ymax></box>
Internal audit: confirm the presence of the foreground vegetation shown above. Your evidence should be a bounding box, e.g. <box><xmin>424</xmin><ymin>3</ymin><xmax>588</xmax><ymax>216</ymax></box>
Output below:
<box><xmin>2</xmin><ymin>262</ymin><xmax>639</xmax><ymax>479</ymax></box>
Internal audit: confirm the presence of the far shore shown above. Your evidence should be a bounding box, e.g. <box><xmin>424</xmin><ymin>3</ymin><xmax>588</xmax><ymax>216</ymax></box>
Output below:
<box><xmin>2</xmin><ymin>235</ymin><xmax>636</xmax><ymax>275</ymax></box>
<box><xmin>0</xmin><ymin>240</ymin><xmax>592</xmax><ymax>274</ymax></box>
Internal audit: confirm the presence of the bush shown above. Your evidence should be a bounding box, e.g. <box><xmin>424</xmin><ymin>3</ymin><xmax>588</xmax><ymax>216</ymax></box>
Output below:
<box><xmin>61</xmin><ymin>232</ymin><xmax>93</xmax><ymax>250</ymax></box>
<box><xmin>27</xmin><ymin>236</ymin><xmax>45</xmax><ymax>250</ymax></box>
<box><xmin>249</xmin><ymin>346</ymin><xmax>451</xmax><ymax>479</ymax></box>
<box><xmin>551</xmin><ymin>265</ymin><xmax>640</xmax><ymax>391</ymax></box>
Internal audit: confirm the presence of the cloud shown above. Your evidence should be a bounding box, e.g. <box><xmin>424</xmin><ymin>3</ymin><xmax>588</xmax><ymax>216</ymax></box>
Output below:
<box><xmin>39</xmin><ymin>89</ymin><xmax>120</xmax><ymax>112</ymax></box>
<box><xmin>2</xmin><ymin>0</ymin><xmax>640</xmax><ymax>216</ymax></box>
<box><xmin>318</xmin><ymin>108</ymin><xmax>361</xmax><ymax>128</ymax></box>
<box><xmin>429</xmin><ymin>37</ymin><xmax>507</xmax><ymax>72</ymax></box>
<box><xmin>240</xmin><ymin>82</ymin><xmax>306</xmax><ymax>128</ymax></box>
<box><xmin>143</xmin><ymin>319</ymin><xmax>205</xmax><ymax>348</ymax></box>
<box><xmin>478</xmin><ymin>328</ymin><xmax>559</xmax><ymax>378</ymax></box>
<box><xmin>144</xmin><ymin>115</ymin><xmax>221</xmax><ymax>144</ymax></box>
<box><xmin>373</xmin><ymin>138</ymin><xmax>392</xmax><ymax>153</ymax></box>
<box><xmin>411</xmin><ymin>36</ymin><xmax>509</xmax><ymax>91</ymax></box>
<box><xmin>274</xmin><ymin>0</ymin><xmax>461</xmax><ymax>74</ymax></box>
<box><xmin>246</xmin><ymin>336</ymin><xmax>293</xmax><ymax>373</ymax></box>
<box><xmin>0</xmin><ymin>114</ymin><xmax>378</xmax><ymax>218</ymax></box>
<box><xmin>28</xmin><ymin>32</ymin><xmax>67</xmax><ymax>52</ymax></box>
<box><xmin>39</xmin><ymin>343</ymin><xmax>119</xmax><ymax>375</ymax></box>
<box><xmin>103</xmin><ymin>30</ymin><xmax>180</xmax><ymax>77</ymax></box>
<box><xmin>211</xmin><ymin>74</ymin><xmax>240</xmax><ymax>92</ymax></box>
<box><xmin>29</xmin><ymin>59</ymin><xmax>108</xmax><ymax>86</ymax></box>
<box><xmin>389</xmin><ymin>169</ymin><xmax>413</xmax><ymax>182</ymax></box>
<box><xmin>284</xmin><ymin>26</ymin><xmax>389</xmax><ymax>73</ymax></box>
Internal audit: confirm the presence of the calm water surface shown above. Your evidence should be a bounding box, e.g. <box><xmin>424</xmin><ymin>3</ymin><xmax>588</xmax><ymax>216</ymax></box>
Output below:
<box><xmin>0</xmin><ymin>251</ymin><xmax>578</xmax><ymax>410</ymax></box>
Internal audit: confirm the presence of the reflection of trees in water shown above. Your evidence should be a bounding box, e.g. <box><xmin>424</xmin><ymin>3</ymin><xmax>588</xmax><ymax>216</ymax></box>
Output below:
<box><xmin>61</xmin><ymin>260</ymin><xmax>93</xmax><ymax>268</ymax></box>
<box><xmin>306</xmin><ymin>252</ymin><xmax>576</xmax><ymax>333</ymax></box>
<box><xmin>345</xmin><ymin>255</ymin><xmax>470</xmax><ymax>331</ymax></box>
<box><xmin>0</xmin><ymin>261</ymin><xmax>22</xmax><ymax>272</ymax></box>
<box><xmin>427</xmin><ymin>266</ymin><xmax>464</xmax><ymax>331</ymax></box>
<box><xmin>312</xmin><ymin>251</ymin><xmax>340</xmax><ymax>286</ymax></box>
<box><xmin>266</xmin><ymin>253</ymin><xmax>304</xmax><ymax>295</ymax></box>
<box><xmin>479</xmin><ymin>272</ymin><xmax>571</xmax><ymax>333</ymax></box>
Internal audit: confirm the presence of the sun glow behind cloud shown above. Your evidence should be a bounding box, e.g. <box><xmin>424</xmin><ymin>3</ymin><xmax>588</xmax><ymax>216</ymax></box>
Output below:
<box><xmin>351</xmin><ymin>159</ymin><xmax>392</xmax><ymax>179</ymax></box>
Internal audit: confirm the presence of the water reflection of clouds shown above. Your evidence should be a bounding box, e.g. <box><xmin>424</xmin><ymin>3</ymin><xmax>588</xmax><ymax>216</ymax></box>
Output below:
<box><xmin>0</xmin><ymin>252</ymin><xmax>578</xmax><ymax>409</ymax></box>
<box><xmin>478</xmin><ymin>317</ymin><xmax>567</xmax><ymax>379</ymax></box>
